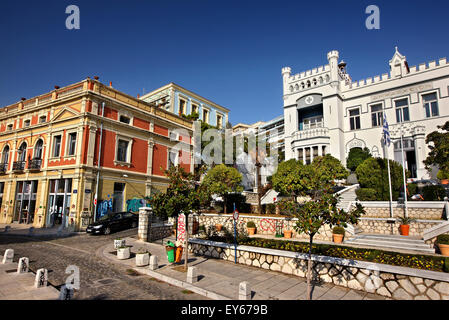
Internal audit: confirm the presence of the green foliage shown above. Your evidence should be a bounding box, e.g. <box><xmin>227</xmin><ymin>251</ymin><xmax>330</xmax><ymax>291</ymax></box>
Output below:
<box><xmin>407</xmin><ymin>183</ymin><xmax>418</xmax><ymax>197</ymax></box>
<box><xmin>437</xmin><ymin>234</ymin><xmax>449</xmax><ymax>245</ymax></box>
<box><xmin>422</xmin><ymin>185</ymin><xmax>446</xmax><ymax>201</ymax></box>
<box><xmin>271</xmin><ymin>159</ymin><xmax>308</xmax><ymax>198</ymax></box>
<box><xmin>308</xmin><ymin>154</ymin><xmax>349</xmax><ymax>193</ymax></box>
<box><xmin>437</xmin><ymin>169</ymin><xmax>449</xmax><ymax>180</ymax></box>
<box><xmin>424</xmin><ymin>121</ymin><xmax>449</xmax><ymax>174</ymax></box>
<box><xmin>181</xmin><ymin>112</ymin><xmax>199</xmax><ymax>121</ymax></box>
<box><xmin>346</xmin><ymin>147</ymin><xmax>372</xmax><ymax>172</ymax></box>
<box><xmin>208</xmin><ymin>236</ymin><xmax>448</xmax><ymax>272</ymax></box>
<box><xmin>265</xmin><ymin>203</ymin><xmax>276</xmax><ymax>214</ymax></box>
<box><xmin>332</xmin><ymin>226</ymin><xmax>345</xmax><ymax>235</ymax></box>
<box><xmin>397</xmin><ymin>216</ymin><xmax>416</xmax><ymax>225</ymax></box>
<box><xmin>355</xmin><ymin>188</ymin><xmax>378</xmax><ymax>201</ymax></box>
<box><xmin>356</xmin><ymin>157</ymin><xmax>407</xmax><ymax>201</ymax></box>
<box><xmin>201</xmin><ymin>164</ymin><xmax>243</xmax><ymax>213</ymax></box>
<box><xmin>247</xmin><ymin>221</ymin><xmax>256</xmax><ymax>228</ymax></box>
<box><xmin>148</xmin><ymin>166</ymin><xmax>200</xmax><ymax>218</ymax></box>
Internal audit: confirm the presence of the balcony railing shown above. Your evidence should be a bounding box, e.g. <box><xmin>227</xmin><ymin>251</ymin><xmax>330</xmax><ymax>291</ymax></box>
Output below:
<box><xmin>12</xmin><ymin>161</ymin><xmax>26</xmax><ymax>172</ymax></box>
<box><xmin>293</xmin><ymin>127</ymin><xmax>329</xmax><ymax>141</ymax></box>
<box><xmin>28</xmin><ymin>158</ymin><xmax>42</xmax><ymax>171</ymax></box>
<box><xmin>0</xmin><ymin>163</ymin><xmax>7</xmax><ymax>174</ymax></box>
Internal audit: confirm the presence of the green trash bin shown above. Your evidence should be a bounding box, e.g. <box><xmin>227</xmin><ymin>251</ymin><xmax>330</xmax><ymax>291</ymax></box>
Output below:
<box><xmin>166</xmin><ymin>241</ymin><xmax>176</xmax><ymax>263</ymax></box>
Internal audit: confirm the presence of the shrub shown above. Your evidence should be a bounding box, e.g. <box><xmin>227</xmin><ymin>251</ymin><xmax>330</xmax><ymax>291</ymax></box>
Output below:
<box><xmin>437</xmin><ymin>169</ymin><xmax>449</xmax><ymax>180</ymax></box>
<box><xmin>437</xmin><ymin>234</ymin><xmax>449</xmax><ymax>245</ymax></box>
<box><xmin>346</xmin><ymin>147</ymin><xmax>372</xmax><ymax>172</ymax></box>
<box><xmin>266</xmin><ymin>203</ymin><xmax>276</xmax><ymax>214</ymax></box>
<box><xmin>332</xmin><ymin>226</ymin><xmax>345</xmax><ymax>235</ymax></box>
<box><xmin>407</xmin><ymin>183</ymin><xmax>418</xmax><ymax>197</ymax></box>
<box><xmin>356</xmin><ymin>157</ymin><xmax>407</xmax><ymax>201</ymax></box>
<box><xmin>247</xmin><ymin>221</ymin><xmax>256</xmax><ymax>228</ymax></box>
<box><xmin>355</xmin><ymin>188</ymin><xmax>378</xmax><ymax>201</ymax></box>
<box><xmin>422</xmin><ymin>185</ymin><xmax>446</xmax><ymax>201</ymax></box>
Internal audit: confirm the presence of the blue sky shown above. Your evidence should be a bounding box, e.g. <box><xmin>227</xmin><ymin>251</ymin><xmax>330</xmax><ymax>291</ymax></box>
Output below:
<box><xmin>1</xmin><ymin>0</ymin><xmax>449</xmax><ymax>125</ymax></box>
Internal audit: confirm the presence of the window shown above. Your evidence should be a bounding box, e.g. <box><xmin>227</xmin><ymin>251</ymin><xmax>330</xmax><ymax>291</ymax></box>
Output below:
<box><xmin>371</xmin><ymin>104</ymin><xmax>383</xmax><ymax>127</ymax></box>
<box><xmin>395</xmin><ymin>98</ymin><xmax>410</xmax><ymax>123</ymax></box>
<box><xmin>52</xmin><ymin>135</ymin><xmax>62</xmax><ymax>157</ymax></box>
<box><xmin>7</xmin><ymin>124</ymin><xmax>13</xmax><ymax>131</ymax></box>
<box><xmin>169</xmin><ymin>131</ymin><xmax>178</xmax><ymax>141</ymax></box>
<box><xmin>39</xmin><ymin>115</ymin><xmax>47</xmax><ymax>123</ymax></box>
<box><xmin>191</xmin><ymin>103</ymin><xmax>199</xmax><ymax>115</ymax></box>
<box><xmin>179</xmin><ymin>99</ymin><xmax>186</xmax><ymax>115</ymax></box>
<box><xmin>67</xmin><ymin>132</ymin><xmax>77</xmax><ymax>156</ymax></box>
<box><xmin>423</xmin><ymin>93</ymin><xmax>439</xmax><ymax>118</ymax></box>
<box><xmin>349</xmin><ymin>108</ymin><xmax>361</xmax><ymax>130</ymax></box>
<box><xmin>18</xmin><ymin>143</ymin><xmax>27</xmax><ymax>162</ymax></box>
<box><xmin>119</xmin><ymin>115</ymin><xmax>130</xmax><ymax>124</ymax></box>
<box><xmin>217</xmin><ymin>114</ymin><xmax>223</xmax><ymax>128</ymax></box>
<box><xmin>168</xmin><ymin>150</ymin><xmax>178</xmax><ymax>168</ymax></box>
<box><xmin>24</xmin><ymin>119</ymin><xmax>31</xmax><ymax>127</ymax></box>
<box><xmin>116</xmin><ymin>139</ymin><xmax>129</xmax><ymax>162</ymax></box>
<box><xmin>2</xmin><ymin>146</ymin><xmax>9</xmax><ymax>164</ymax></box>
<box><xmin>303</xmin><ymin>116</ymin><xmax>323</xmax><ymax>130</ymax></box>
<box><xmin>202</xmin><ymin>109</ymin><xmax>209</xmax><ymax>123</ymax></box>
<box><xmin>34</xmin><ymin>140</ymin><xmax>43</xmax><ymax>159</ymax></box>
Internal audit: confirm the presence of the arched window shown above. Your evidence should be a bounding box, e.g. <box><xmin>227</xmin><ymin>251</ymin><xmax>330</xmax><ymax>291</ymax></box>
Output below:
<box><xmin>294</xmin><ymin>84</ymin><xmax>299</xmax><ymax>91</ymax></box>
<box><xmin>313</xmin><ymin>78</ymin><xmax>317</xmax><ymax>86</ymax></box>
<box><xmin>319</xmin><ymin>77</ymin><xmax>323</xmax><ymax>84</ymax></box>
<box><xmin>301</xmin><ymin>82</ymin><xmax>305</xmax><ymax>89</ymax></box>
<box><xmin>34</xmin><ymin>140</ymin><xmax>43</xmax><ymax>159</ymax></box>
<box><xmin>2</xmin><ymin>146</ymin><xmax>9</xmax><ymax>164</ymax></box>
<box><xmin>325</xmin><ymin>75</ymin><xmax>330</xmax><ymax>82</ymax></box>
<box><xmin>289</xmin><ymin>85</ymin><xmax>293</xmax><ymax>93</ymax></box>
<box><xmin>18</xmin><ymin>142</ymin><xmax>27</xmax><ymax>162</ymax></box>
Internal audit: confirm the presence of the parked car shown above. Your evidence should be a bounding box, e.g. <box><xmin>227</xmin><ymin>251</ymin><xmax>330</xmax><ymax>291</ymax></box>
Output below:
<box><xmin>86</xmin><ymin>211</ymin><xmax>138</xmax><ymax>235</ymax></box>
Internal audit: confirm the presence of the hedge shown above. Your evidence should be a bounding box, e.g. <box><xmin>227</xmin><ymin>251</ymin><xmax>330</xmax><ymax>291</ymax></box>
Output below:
<box><xmin>355</xmin><ymin>188</ymin><xmax>378</xmax><ymax>201</ymax></box>
<box><xmin>422</xmin><ymin>185</ymin><xmax>447</xmax><ymax>201</ymax></box>
<box><xmin>206</xmin><ymin>236</ymin><xmax>449</xmax><ymax>272</ymax></box>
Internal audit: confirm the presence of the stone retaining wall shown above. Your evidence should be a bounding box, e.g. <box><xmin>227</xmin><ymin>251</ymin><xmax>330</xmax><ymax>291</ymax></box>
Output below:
<box><xmin>357</xmin><ymin>218</ymin><xmax>443</xmax><ymax>237</ymax></box>
<box><xmin>189</xmin><ymin>239</ymin><xmax>449</xmax><ymax>300</ymax></box>
<box><xmin>360</xmin><ymin>202</ymin><xmax>446</xmax><ymax>220</ymax></box>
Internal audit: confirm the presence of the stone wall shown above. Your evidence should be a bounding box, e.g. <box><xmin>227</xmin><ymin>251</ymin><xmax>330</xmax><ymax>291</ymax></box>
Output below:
<box><xmin>189</xmin><ymin>239</ymin><xmax>449</xmax><ymax>300</ymax></box>
<box><xmin>138</xmin><ymin>207</ymin><xmax>172</xmax><ymax>242</ymax></box>
<box><xmin>357</xmin><ymin>218</ymin><xmax>443</xmax><ymax>237</ymax></box>
<box><xmin>147</xmin><ymin>223</ymin><xmax>173</xmax><ymax>242</ymax></box>
<box><xmin>360</xmin><ymin>201</ymin><xmax>446</xmax><ymax>220</ymax></box>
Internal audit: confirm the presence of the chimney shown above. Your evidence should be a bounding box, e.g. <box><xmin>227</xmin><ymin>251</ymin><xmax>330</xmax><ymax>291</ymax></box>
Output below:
<box><xmin>94</xmin><ymin>76</ymin><xmax>99</xmax><ymax>80</ymax></box>
<box><xmin>109</xmin><ymin>81</ymin><xmax>112</xmax><ymax>88</ymax></box>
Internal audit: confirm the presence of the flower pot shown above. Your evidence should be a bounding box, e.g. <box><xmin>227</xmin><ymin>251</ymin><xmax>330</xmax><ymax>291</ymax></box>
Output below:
<box><xmin>135</xmin><ymin>253</ymin><xmax>150</xmax><ymax>266</ymax></box>
<box><xmin>175</xmin><ymin>246</ymin><xmax>183</xmax><ymax>263</ymax></box>
<box><xmin>114</xmin><ymin>239</ymin><xmax>126</xmax><ymax>249</ymax></box>
<box><xmin>215</xmin><ymin>224</ymin><xmax>223</xmax><ymax>232</ymax></box>
<box><xmin>247</xmin><ymin>227</ymin><xmax>256</xmax><ymax>236</ymax></box>
<box><xmin>438</xmin><ymin>243</ymin><xmax>449</xmax><ymax>256</ymax></box>
<box><xmin>399</xmin><ymin>224</ymin><xmax>410</xmax><ymax>236</ymax></box>
<box><xmin>441</xmin><ymin>179</ymin><xmax>449</xmax><ymax>185</ymax></box>
<box><xmin>333</xmin><ymin>234</ymin><xmax>344</xmax><ymax>244</ymax></box>
<box><xmin>117</xmin><ymin>247</ymin><xmax>130</xmax><ymax>260</ymax></box>
<box><xmin>283</xmin><ymin>230</ymin><xmax>292</xmax><ymax>238</ymax></box>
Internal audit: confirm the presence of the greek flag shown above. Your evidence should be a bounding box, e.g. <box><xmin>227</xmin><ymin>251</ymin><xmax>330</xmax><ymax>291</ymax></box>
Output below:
<box><xmin>383</xmin><ymin>114</ymin><xmax>391</xmax><ymax>147</ymax></box>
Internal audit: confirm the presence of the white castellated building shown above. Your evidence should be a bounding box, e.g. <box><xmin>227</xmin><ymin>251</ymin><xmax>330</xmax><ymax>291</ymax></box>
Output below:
<box><xmin>282</xmin><ymin>48</ymin><xmax>449</xmax><ymax>180</ymax></box>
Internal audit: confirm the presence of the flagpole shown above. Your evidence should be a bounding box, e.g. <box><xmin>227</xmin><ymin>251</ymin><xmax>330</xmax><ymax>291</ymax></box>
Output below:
<box><xmin>383</xmin><ymin>115</ymin><xmax>393</xmax><ymax>219</ymax></box>
<box><xmin>400</xmin><ymin>131</ymin><xmax>408</xmax><ymax>218</ymax></box>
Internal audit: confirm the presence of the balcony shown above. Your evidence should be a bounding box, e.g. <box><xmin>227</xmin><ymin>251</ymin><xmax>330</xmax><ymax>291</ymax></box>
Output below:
<box><xmin>12</xmin><ymin>161</ymin><xmax>26</xmax><ymax>172</ymax></box>
<box><xmin>293</xmin><ymin>127</ymin><xmax>329</xmax><ymax>141</ymax></box>
<box><xmin>0</xmin><ymin>163</ymin><xmax>7</xmax><ymax>174</ymax></box>
<box><xmin>28</xmin><ymin>158</ymin><xmax>42</xmax><ymax>171</ymax></box>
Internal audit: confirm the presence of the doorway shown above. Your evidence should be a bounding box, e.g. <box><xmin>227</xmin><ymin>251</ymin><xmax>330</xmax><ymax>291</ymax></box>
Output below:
<box><xmin>46</xmin><ymin>179</ymin><xmax>72</xmax><ymax>228</ymax></box>
<box><xmin>113</xmin><ymin>182</ymin><xmax>125</xmax><ymax>212</ymax></box>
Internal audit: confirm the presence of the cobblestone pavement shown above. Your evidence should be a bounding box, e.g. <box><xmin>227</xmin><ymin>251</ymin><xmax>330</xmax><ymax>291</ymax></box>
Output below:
<box><xmin>0</xmin><ymin>228</ymin><xmax>205</xmax><ymax>300</ymax></box>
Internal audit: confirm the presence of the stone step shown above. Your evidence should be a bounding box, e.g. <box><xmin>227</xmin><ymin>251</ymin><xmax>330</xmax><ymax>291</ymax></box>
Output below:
<box><xmin>343</xmin><ymin>239</ymin><xmax>435</xmax><ymax>254</ymax></box>
<box><xmin>351</xmin><ymin>234</ymin><xmax>426</xmax><ymax>244</ymax></box>
<box><xmin>344</xmin><ymin>235</ymin><xmax>435</xmax><ymax>254</ymax></box>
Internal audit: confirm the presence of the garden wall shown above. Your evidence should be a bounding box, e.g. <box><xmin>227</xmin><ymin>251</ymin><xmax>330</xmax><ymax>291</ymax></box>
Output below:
<box><xmin>189</xmin><ymin>238</ymin><xmax>449</xmax><ymax>300</ymax></box>
<box><xmin>359</xmin><ymin>201</ymin><xmax>446</xmax><ymax>220</ymax></box>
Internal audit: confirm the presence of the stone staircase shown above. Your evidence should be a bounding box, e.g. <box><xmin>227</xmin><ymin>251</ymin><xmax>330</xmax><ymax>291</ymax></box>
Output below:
<box><xmin>343</xmin><ymin>234</ymin><xmax>435</xmax><ymax>254</ymax></box>
<box><xmin>336</xmin><ymin>184</ymin><xmax>359</xmax><ymax>211</ymax></box>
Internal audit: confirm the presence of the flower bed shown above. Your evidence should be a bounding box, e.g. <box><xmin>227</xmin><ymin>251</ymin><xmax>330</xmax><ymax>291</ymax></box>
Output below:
<box><xmin>207</xmin><ymin>236</ymin><xmax>449</xmax><ymax>273</ymax></box>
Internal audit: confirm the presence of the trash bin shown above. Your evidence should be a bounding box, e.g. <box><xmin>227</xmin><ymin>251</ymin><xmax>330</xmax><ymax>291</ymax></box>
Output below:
<box><xmin>175</xmin><ymin>246</ymin><xmax>183</xmax><ymax>263</ymax></box>
<box><xmin>166</xmin><ymin>241</ymin><xmax>176</xmax><ymax>263</ymax></box>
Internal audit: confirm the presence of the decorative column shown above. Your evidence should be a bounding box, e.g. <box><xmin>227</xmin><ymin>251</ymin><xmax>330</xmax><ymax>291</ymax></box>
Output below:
<box><xmin>302</xmin><ymin>148</ymin><xmax>306</xmax><ymax>164</ymax></box>
<box><xmin>310</xmin><ymin>146</ymin><xmax>314</xmax><ymax>163</ymax></box>
<box><xmin>318</xmin><ymin>144</ymin><xmax>323</xmax><ymax>156</ymax></box>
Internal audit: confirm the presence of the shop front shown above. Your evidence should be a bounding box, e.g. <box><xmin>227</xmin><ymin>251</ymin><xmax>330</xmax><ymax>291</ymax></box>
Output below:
<box><xmin>46</xmin><ymin>178</ymin><xmax>73</xmax><ymax>228</ymax></box>
<box><xmin>13</xmin><ymin>180</ymin><xmax>38</xmax><ymax>224</ymax></box>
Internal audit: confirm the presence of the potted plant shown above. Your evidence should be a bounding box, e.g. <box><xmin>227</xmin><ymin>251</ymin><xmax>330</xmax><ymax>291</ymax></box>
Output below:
<box><xmin>437</xmin><ymin>234</ymin><xmax>449</xmax><ymax>256</ymax></box>
<box><xmin>332</xmin><ymin>226</ymin><xmax>345</xmax><ymax>244</ymax></box>
<box><xmin>397</xmin><ymin>216</ymin><xmax>417</xmax><ymax>236</ymax></box>
<box><xmin>437</xmin><ymin>169</ymin><xmax>449</xmax><ymax>185</ymax></box>
<box><xmin>135</xmin><ymin>248</ymin><xmax>151</xmax><ymax>266</ymax></box>
<box><xmin>247</xmin><ymin>221</ymin><xmax>256</xmax><ymax>235</ymax></box>
<box><xmin>215</xmin><ymin>223</ymin><xmax>223</xmax><ymax>232</ymax></box>
<box><xmin>117</xmin><ymin>245</ymin><xmax>130</xmax><ymax>260</ymax></box>
<box><xmin>114</xmin><ymin>238</ymin><xmax>126</xmax><ymax>250</ymax></box>
<box><xmin>283</xmin><ymin>229</ymin><xmax>293</xmax><ymax>238</ymax></box>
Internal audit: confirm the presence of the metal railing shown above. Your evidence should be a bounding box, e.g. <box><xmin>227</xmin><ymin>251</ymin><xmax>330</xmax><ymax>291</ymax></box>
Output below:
<box><xmin>12</xmin><ymin>161</ymin><xmax>25</xmax><ymax>172</ymax></box>
<box><xmin>0</xmin><ymin>163</ymin><xmax>7</xmax><ymax>174</ymax></box>
<box><xmin>28</xmin><ymin>158</ymin><xmax>42</xmax><ymax>171</ymax></box>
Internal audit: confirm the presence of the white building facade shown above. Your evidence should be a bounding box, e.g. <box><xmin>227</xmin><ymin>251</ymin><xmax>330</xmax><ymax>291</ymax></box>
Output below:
<box><xmin>282</xmin><ymin>48</ymin><xmax>449</xmax><ymax>179</ymax></box>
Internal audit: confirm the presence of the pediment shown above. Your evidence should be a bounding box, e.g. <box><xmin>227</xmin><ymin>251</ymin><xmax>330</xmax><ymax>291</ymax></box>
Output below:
<box><xmin>51</xmin><ymin>107</ymin><xmax>78</xmax><ymax>122</ymax></box>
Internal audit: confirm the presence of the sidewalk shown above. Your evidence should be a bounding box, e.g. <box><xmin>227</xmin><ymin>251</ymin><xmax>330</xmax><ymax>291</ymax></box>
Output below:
<box><xmin>100</xmin><ymin>236</ymin><xmax>388</xmax><ymax>300</ymax></box>
<box><xmin>0</xmin><ymin>223</ymin><xmax>81</xmax><ymax>237</ymax></box>
<box><xmin>0</xmin><ymin>256</ymin><xmax>60</xmax><ymax>300</ymax></box>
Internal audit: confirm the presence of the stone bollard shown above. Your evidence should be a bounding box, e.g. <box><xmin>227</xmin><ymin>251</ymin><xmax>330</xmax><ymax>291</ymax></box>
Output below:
<box><xmin>187</xmin><ymin>266</ymin><xmax>198</xmax><ymax>284</ymax></box>
<box><xmin>34</xmin><ymin>269</ymin><xmax>48</xmax><ymax>288</ymax></box>
<box><xmin>2</xmin><ymin>249</ymin><xmax>14</xmax><ymax>264</ymax></box>
<box><xmin>149</xmin><ymin>255</ymin><xmax>158</xmax><ymax>270</ymax></box>
<box><xmin>17</xmin><ymin>257</ymin><xmax>29</xmax><ymax>274</ymax></box>
<box><xmin>59</xmin><ymin>285</ymin><xmax>74</xmax><ymax>300</ymax></box>
<box><xmin>28</xmin><ymin>227</ymin><xmax>34</xmax><ymax>235</ymax></box>
<box><xmin>4</xmin><ymin>226</ymin><xmax>10</xmax><ymax>233</ymax></box>
<box><xmin>239</xmin><ymin>281</ymin><xmax>251</xmax><ymax>300</ymax></box>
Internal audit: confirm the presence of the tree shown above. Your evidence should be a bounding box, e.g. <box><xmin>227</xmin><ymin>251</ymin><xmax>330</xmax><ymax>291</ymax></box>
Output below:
<box><xmin>276</xmin><ymin>155</ymin><xmax>361</xmax><ymax>300</ymax></box>
<box><xmin>271</xmin><ymin>159</ymin><xmax>308</xmax><ymax>202</ymax></box>
<box><xmin>201</xmin><ymin>164</ymin><xmax>243</xmax><ymax>214</ymax></box>
<box><xmin>355</xmin><ymin>157</ymin><xmax>407</xmax><ymax>200</ymax></box>
<box><xmin>424</xmin><ymin>121</ymin><xmax>449</xmax><ymax>178</ymax></box>
<box><xmin>346</xmin><ymin>147</ymin><xmax>372</xmax><ymax>172</ymax></box>
<box><xmin>148</xmin><ymin>165</ymin><xmax>200</xmax><ymax>270</ymax></box>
